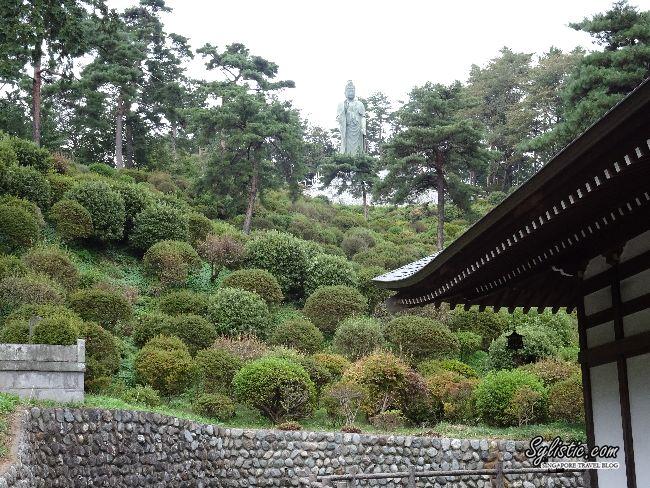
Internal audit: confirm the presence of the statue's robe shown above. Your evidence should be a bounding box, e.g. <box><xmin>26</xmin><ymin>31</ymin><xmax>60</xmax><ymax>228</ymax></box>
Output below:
<box><xmin>336</xmin><ymin>98</ymin><xmax>366</xmax><ymax>155</ymax></box>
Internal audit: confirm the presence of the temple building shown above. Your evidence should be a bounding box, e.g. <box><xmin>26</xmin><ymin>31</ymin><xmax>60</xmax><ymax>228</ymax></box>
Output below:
<box><xmin>374</xmin><ymin>78</ymin><xmax>650</xmax><ymax>488</ymax></box>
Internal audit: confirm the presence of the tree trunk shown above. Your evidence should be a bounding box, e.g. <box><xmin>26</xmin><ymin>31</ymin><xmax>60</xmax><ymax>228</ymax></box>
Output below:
<box><xmin>115</xmin><ymin>93</ymin><xmax>125</xmax><ymax>169</ymax></box>
<box><xmin>125</xmin><ymin>120</ymin><xmax>134</xmax><ymax>168</ymax></box>
<box><xmin>242</xmin><ymin>160</ymin><xmax>259</xmax><ymax>235</ymax></box>
<box><xmin>436</xmin><ymin>162</ymin><xmax>445</xmax><ymax>251</ymax></box>
<box><xmin>31</xmin><ymin>50</ymin><xmax>42</xmax><ymax>146</ymax></box>
<box><xmin>362</xmin><ymin>184</ymin><xmax>369</xmax><ymax>221</ymax></box>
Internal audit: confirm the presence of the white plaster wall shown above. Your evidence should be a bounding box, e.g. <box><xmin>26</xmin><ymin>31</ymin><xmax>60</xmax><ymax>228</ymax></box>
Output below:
<box><xmin>584</xmin><ymin>286</ymin><xmax>613</xmax><ymax>316</ymax></box>
<box><xmin>620</xmin><ymin>268</ymin><xmax>650</xmax><ymax>302</ymax></box>
<box><xmin>627</xmin><ymin>353</ymin><xmax>650</xmax><ymax>487</ymax></box>
<box><xmin>620</xmin><ymin>230</ymin><xmax>650</xmax><ymax>263</ymax></box>
<box><xmin>623</xmin><ymin>308</ymin><xmax>650</xmax><ymax>337</ymax></box>
<box><xmin>584</xmin><ymin>255</ymin><xmax>611</xmax><ymax>279</ymax></box>
<box><xmin>587</xmin><ymin>321</ymin><xmax>616</xmax><ymax>348</ymax></box>
<box><xmin>590</xmin><ymin>362</ymin><xmax>627</xmax><ymax>488</ymax></box>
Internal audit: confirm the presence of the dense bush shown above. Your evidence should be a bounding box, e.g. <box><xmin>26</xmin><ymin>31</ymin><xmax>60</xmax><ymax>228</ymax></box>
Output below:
<box><xmin>0</xmin><ymin>195</ymin><xmax>44</xmax><ymax>225</ymax></box>
<box><xmin>304</xmin><ymin>254</ymin><xmax>358</xmax><ymax>296</ymax></box>
<box><xmin>68</xmin><ymin>288</ymin><xmax>132</xmax><ymax>331</ymax></box>
<box><xmin>0</xmin><ymin>254</ymin><xmax>26</xmax><ymax>279</ymax></box>
<box><xmin>511</xmin><ymin>310</ymin><xmax>577</xmax><ymax>348</ymax></box>
<box><xmin>222</xmin><ymin>268</ymin><xmax>283</xmax><ymax>306</ymax></box>
<box><xmin>23</xmin><ymin>245</ymin><xmax>79</xmax><ymax>290</ymax></box>
<box><xmin>417</xmin><ymin>359</ymin><xmax>478</xmax><ymax>378</ymax></box>
<box><xmin>384</xmin><ymin>316</ymin><xmax>459</xmax><ymax>363</ymax></box>
<box><xmin>10</xmin><ymin>137</ymin><xmax>52</xmax><ymax>172</ymax></box>
<box><xmin>134</xmin><ymin>335</ymin><xmax>196</xmax><ymax>396</ymax></box>
<box><xmin>130</xmin><ymin>204</ymin><xmax>189</xmax><ymax>251</ymax></box>
<box><xmin>142</xmin><ymin>240</ymin><xmax>201</xmax><ymax>287</ymax></box>
<box><xmin>166</xmin><ymin>314</ymin><xmax>216</xmax><ymax>355</ymax></box>
<box><xmin>332</xmin><ymin>316</ymin><xmax>384</xmax><ymax>360</ymax></box>
<box><xmin>233</xmin><ymin>356</ymin><xmax>316</xmax><ymax>422</ymax></box>
<box><xmin>548</xmin><ymin>374</ymin><xmax>584</xmax><ymax>423</ymax></box>
<box><xmin>474</xmin><ymin>369</ymin><xmax>548</xmax><ymax>427</ymax></box>
<box><xmin>0</xmin><ymin>204</ymin><xmax>40</xmax><ymax>253</ymax></box>
<box><xmin>268</xmin><ymin>317</ymin><xmax>323</xmax><ymax>354</ymax></box>
<box><xmin>447</xmin><ymin>308</ymin><xmax>507</xmax><ymax>349</ymax></box>
<box><xmin>195</xmin><ymin>348</ymin><xmax>243</xmax><ymax>393</ymax></box>
<box><xmin>342</xmin><ymin>351</ymin><xmax>410</xmax><ymax>416</ymax></box>
<box><xmin>193</xmin><ymin>393</ymin><xmax>236</xmax><ymax>420</ymax></box>
<box><xmin>489</xmin><ymin>325</ymin><xmax>558</xmax><ymax>370</ymax></box>
<box><xmin>31</xmin><ymin>314</ymin><xmax>80</xmax><ymax>345</ymax></box>
<box><xmin>121</xmin><ymin>385</ymin><xmax>161</xmax><ymax>407</ymax></box>
<box><xmin>322</xmin><ymin>379</ymin><xmax>368</xmax><ymax>426</ymax></box>
<box><xmin>49</xmin><ymin>199</ymin><xmax>93</xmax><ymax>241</ymax></box>
<box><xmin>0</xmin><ymin>274</ymin><xmax>64</xmax><ymax>318</ymax></box>
<box><xmin>303</xmin><ymin>285</ymin><xmax>367</xmax><ymax>335</ymax></box>
<box><xmin>401</xmin><ymin>370</ymin><xmax>444</xmax><ymax>426</ymax></box>
<box><xmin>1</xmin><ymin>165</ymin><xmax>51</xmax><ymax>209</ymax></box>
<box><xmin>522</xmin><ymin>358</ymin><xmax>581</xmax><ymax>386</ymax></box>
<box><xmin>66</xmin><ymin>181</ymin><xmax>125</xmax><ymax>242</ymax></box>
<box><xmin>112</xmin><ymin>182</ymin><xmax>154</xmax><ymax>232</ymax></box>
<box><xmin>243</xmin><ymin>231</ymin><xmax>310</xmax><ymax>298</ymax></box>
<box><xmin>197</xmin><ymin>234</ymin><xmax>245</xmax><ymax>282</ymax></box>
<box><xmin>311</xmin><ymin>353</ymin><xmax>350</xmax><ymax>380</ymax></box>
<box><xmin>213</xmin><ymin>334</ymin><xmax>268</xmax><ymax>361</ymax></box>
<box><xmin>147</xmin><ymin>171</ymin><xmax>178</xmax><ymax>193</ymax></box>
<box><xmin>426</xmin><ymin>370</ymin><xmax>478</xmax><ymax>422</ymax></box>
<box><xmin>132</xmin><ymin>312</ymin><xmax>174</xmax><ymax>347</ymax></box>
<box><xmin>354</xmin><ymin>265</ymin><xmax>390</xmax><ymax>313</ymax></box>
<box><xmin>157</xmin><ymin>290</ymin><xmax>209</xmax><ymax>316</ymax></box>
<box><xmin>341</xmin><ymin>227</ymin><xmax>377</xmax><ymax>257</ymax></box>
<box><xmin>455</xmin><ymin>330</ymin><xmax>483</xmax><ymax>360</ymax></box>
<box><xmin>188</xmin><ymin>212</ymin><xmax>215</xmax><ymax>246</ymax></box>
<box><xmin>207</xmin><ymin>287</ymin><xmax>271</xmax><ymax>337</ymax></box>
<box><xmin>370</xmin><ymin>410</ymin><xmax>406</xmax><ymax>431</ymax></box>
<box><xmin>81</xmin><ymin>322</ymin><xmax>120</xmax><ymax>387</ymax></box>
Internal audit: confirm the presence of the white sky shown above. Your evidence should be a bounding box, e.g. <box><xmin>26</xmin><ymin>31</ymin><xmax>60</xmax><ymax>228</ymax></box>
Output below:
<box><xmin>108</xmin><ymin>0</ymin><xmax>650</xmax><ymax>129</ymax></box>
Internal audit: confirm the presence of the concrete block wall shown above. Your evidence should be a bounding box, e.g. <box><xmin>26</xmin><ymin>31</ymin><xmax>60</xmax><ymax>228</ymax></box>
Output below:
<box><xmin>0</xmin><ymin>340</ymin><xmax>85</xmax><ymax>403</ymax></box>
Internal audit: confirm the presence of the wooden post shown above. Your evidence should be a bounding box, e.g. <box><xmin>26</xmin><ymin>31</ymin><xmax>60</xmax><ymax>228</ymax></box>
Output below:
<box><xmin>407</xmin><ymin>466</ymin><xmax>416</xmax><ymax>488</ymax></box>
<box><xmin>495</xmin><ymin>460</ymin><xmax>505</xmax><ymax>488</ymax></box>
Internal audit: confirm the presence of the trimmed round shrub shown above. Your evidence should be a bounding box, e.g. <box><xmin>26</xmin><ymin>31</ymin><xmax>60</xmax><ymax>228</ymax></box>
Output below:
<box><xmin>511</xmin><ymin>309</ymin><xmax>577</xmax><ymax>348</ymax></box>
<box><xmin>188</xmin><ymin>213</ymin><xmax>215</xmax><ymax>246</ymax></box>
<box><xmin>342</xmin><ymin>351</ymin><xmax>410</xmax><ymax>416</ymax></box>
<box><xmin>303</xmin><ymin>285</ymin><xmax>367</xmax><ymax>335</ymax></box>
<box><xmin>355</xmin><ymin>265</ymin><xmax>391</xmax><ymax>313</ymax></box>
<box><xmin>521</xmin><ymin>358</ymin><xmax>581</xmax><ymax>386</ymax></box>
<box><xmin>142</xmin><ymin>240</ymin><xmax>201</xmax><ymax>287</ymax></box>
<box><xmin>268</xmin><ymin>318</ymin><xmax>323</xmax><ymax>354</ymax></box>
<box><xmin>488</xmin><ymin>325</ymin><xmax>558</xmax><ymax>370</ymax></box>
<box><xmin>207</xmin><ymin>287</ymin><xmax>271</xmax><ymax>337</ymax></box>
<box><xmin>0</xmin><ymin>320</ymin><xmax>30</xmax><ymax>343</ymax></box>
<box><xmin>31</xmin><ymin>314</ymin><xmax>80</xmax><ymax>345</ymax></box>
<box><xmin>66</xmin><ymin>181</ymin><xmax>125</xmax><ymax>242</ymax></box>
<box><xmin>455</xmin><ymin>330</ymin><xmax>483</xmax><ymax>360</ymax></box>
<box><xmin>0</xmin><ymin>195</ymin><xmax>44</xmax><ymax>226</ymax></box>
<box><xmin>0</xmin><ymin>253</ymin><xmax>26</xmax><ymax>280</ymax></box>
<box><xmin>132</xmin><ymin>312</ymin><xmax>174</xmax><ymax>347</ymax></box>
<box><xmin>341</xmin><ymin>227</ymin><xmax>377</xmax><ymax>258</ymax></box>
<box><xmin>0</xmin><ymin>135</ymin><xmax>17</xmax><ymax>168</ymax></box>
<box><xmin>222</xmin><ymin>268</ymin><xmax>283</xmax><ymax>306</ymax></box>
<box><xmin>332</xmin><ymin>316</ymin><xmax>385</xmax><ymax>360</ymax></box>
<box><xmin>0</xmin><ymin>274</ymin><xmax>64</xmax><ymax>318</ymax></box>
<box><xmin>213</xmin><ymin>334</ymin><xmax>268</xmax><ymax>361</ymax></box>
<box><xmin>88</xmin><ymin>162</ymin><xmax>115</xmax><ymax>177</ymax></box>
<box><xmin>548</xmin><ymin>374</ymin><xmax>584</xmax><ymax>423</ymax></box>
<box><xmin>295</xmin><ymin>355</ymin><xmax>333</xmax><ymax>393</ymax></box>
<box><xmin>49</xmin><ymin>199</ymin><xmax>93</xmax><ymax>241</ymax></box>
<box><xmin>369</xmin><ymin>409</ymin><xmax>406</xmax><ymax>431</ymax></box>
<box><xmin>10</xmin><ymin>137</ymin><xmax>52</xmax><ymax>172</ymax></box>
<box><xmin>47</xmin><ymin>173</ymin><xmax>75</xmax><ymax>201</ymax></box>
<box><xmin>166</xmin><ymin>314</ymin><xmax>216</xmax><ymax>355</ymax></box>
<box><xmin>448</xmin><ymin>308</ymin><xmax>507</xmax><ymax>349</ymax></box>
<box><xmin>0</xmin><ymin>204</ymin><xmax>40</xmax><ymax>253</ymax></box>
<box><xmin>384</xmin><ymin>316</ymin><xmax>460</xmax><ymax>363</ymax></box>
<box><xmin>147</xmin><ymin>171</ymin><xmax>178</xmax><ymax>193</ymax></box>
<box><xmin>401</xmin><ymin>370</ymin><xmax>444</xmax><ymax>426</ymax></box>
<box><xmin>112</xmin><ymin>182</ymin><xmax>154</xmax><ymax>232</ymax></box>
<box><xmin>474</xmin><ymin>369</ymin><xmax>548</xmax><ymax>427</ymax></box>
<box><xmin>311</xmin><ymin>353</ymin><xmax>350</xmax><ymax>380</ymax></box>
<box><xmin>0</xmin><ymin>305</ymin><xmax>81</xmax><ymax>344</ymax></box>
<box><xmin>121</xmin><ymin>385</ymin><xmax>161</xmax><ymax>407</ymax></box>
<box><xmin>426</xmin><ymin>370</ymin><xmax>478</xmax><ymax>422</ymax></box>
<box><xmin>68</xmin><ymin>288</ymin><xmax>132</xmax><ymax>331</ymax></box>
<box><xmin>1</xmin><ymin>165</ymin><xmax>51</xmax><ymax>209</ymax></box>
<box><xmin>23</xmin><ymin>245</ymin><xmax>79</xmax><ymax>290</ymax></box>
<box><xmin>130</xmin><ymin>204</ymin><xmax>189</xmax><ymax>252</ymax></box>
<box><xmin>195</xmin><ymin>348</ymin><xmax>243</xmax><ymax>393</ymax></box>
<box><xmin>193</xmin><ymin>393</ymin><xmax>236</xmax><ymax>420</ymax></box>
<box><xmin>81</xmin><ymin>322</ymin><xmax>120</xmax><ymax>388</ymax></box>
<box><xmin>304</xmin><ymin>254</ymin><xmax>358</xmax><ymax>296</ymax></box>
<box><xmin>134</xmin><ymin>335</ymin><xmax>196</xmax><ymax>396</ymax></box>
<box><xmin>233</xmin><ymin>356</ymin><xmax>316</xmax><ymax>422</ymax></box>
<box><xmin>418</xmin><ymin>359</ymin><xmax>478</xmax><ymax>378</ymax></box>
<box><xmin>243</xmin><ymin>231</ymin><xmax>310</xmax><ymax>298</ymax></box>
<box><xmin>157</xmin><ymin>290</ymin><xmax>209</xmax><ymax>316</ymax></box>
<box><xmin>322</xmin><ymin>379</ymin><xmax>368</xmax><ymax>426</ymax></box>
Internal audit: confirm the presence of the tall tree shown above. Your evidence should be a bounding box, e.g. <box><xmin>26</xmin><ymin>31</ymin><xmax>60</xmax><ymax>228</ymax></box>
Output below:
<box><xmin>0</xmin><ymin>0</ymin><xmax>98</xmax><ymax>145</ymax></box>
<box><xmin>361</xmin><ymin>91</ymin><xmax>393</xmax><ymax>157</ymax></box>
<box><xmin>320</xmin><ymin>154</ymin><xmax>378</xmax><ymax>220</ymax></box>
<box><xmin>378</xmin><ymin>82</ymin><xmax>490</xmax><ymax>249</ymax></box>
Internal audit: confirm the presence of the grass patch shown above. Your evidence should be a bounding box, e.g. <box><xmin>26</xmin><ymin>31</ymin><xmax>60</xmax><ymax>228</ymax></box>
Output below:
<box><xmin>0</xmin><ymin>393</ymin><xmax>20</xmax><ymax>460</ymax></box>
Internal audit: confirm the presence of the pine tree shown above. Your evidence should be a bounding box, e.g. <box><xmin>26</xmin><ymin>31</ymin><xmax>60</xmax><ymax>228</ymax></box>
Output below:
<box><xmin>320</xmin><ymin>154</ymin><xmax>378</xmax><ymax>220</ymax></box>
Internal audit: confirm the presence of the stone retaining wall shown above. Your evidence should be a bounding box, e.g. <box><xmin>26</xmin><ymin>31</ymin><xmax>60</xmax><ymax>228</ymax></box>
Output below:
<box><xmin>0</xmin><ymin>408</ymin><xmax>586</xmax><ymax>487</ymax></box>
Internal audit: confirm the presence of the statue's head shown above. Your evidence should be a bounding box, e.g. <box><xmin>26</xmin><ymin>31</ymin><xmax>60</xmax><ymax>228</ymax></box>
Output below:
<box><xmin>345</xmin><ymin>81</ymin><xmax>355</xmax><ymax>100</ymax></box>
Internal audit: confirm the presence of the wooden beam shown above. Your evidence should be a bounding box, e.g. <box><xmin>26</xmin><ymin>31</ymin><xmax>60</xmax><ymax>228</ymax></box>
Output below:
<box><xmin>582</xmin><ymin>248</ymin><xmax>650</xmax><ymax>295</ymax></box>
<box><xmin>579</xmin><ymin>330</ymin><xmax>650</xmax><ymax>367</ymax></box>
<box><xmin>584</xmin><ymin>291</ymin><xmax>650</xmax><ymax>329</ymax></box>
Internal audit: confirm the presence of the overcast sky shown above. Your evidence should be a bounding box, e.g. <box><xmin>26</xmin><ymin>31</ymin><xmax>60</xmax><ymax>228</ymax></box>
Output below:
<box><xmin>109</xmin><ymin>0</ymin><xmax>650</xmax><ymax>129</ymax></box>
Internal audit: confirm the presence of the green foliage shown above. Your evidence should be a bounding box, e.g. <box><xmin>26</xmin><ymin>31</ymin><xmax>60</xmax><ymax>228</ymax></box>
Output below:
<box><xmin>68</xmin><ymin>288</ymin><xmax>132</xmax><ymax>331</ymax></box>
<box><xmin>0</xmin><ymin>274</ymin><xmax>64</xmax><ymax>319</ymax></box>
<box><xmin>193</xmin><ymin>393</ymin><xmax>236</xmax><ymax>420</ymax></box>
<box><xmin>142</xmin><ymin>240</ymin><xmax>201</xmax><ymax>287</ymax></box>
<box><xmin>0</xmin><ymin>204</ymin><xmax>40</xmax><ymax>253</ymax></box>
<box><xmin>213</xmin><ymin>334</ymin><xmax>268</xmax><ymax>361</ymax></box>
<box><xmin>311</xmin><ymin>353</ymin><xmax>350</xmax><ymax>380</ymax></box>
<box><xmin>332</xmin><ymin>316</ymin><xmax>385</xmax><ymax>360</ymax></box>
<box><xmin>455</xmin><ymin>330</ymin><xmax>483</xmax><ymax>360</ymax></box>
<box><xmin>81</xmin><ymin>322</ymin><xmax>120</xmax><ymax>388</ymax></box>
<box><xmin>448</xmin><ymin>308</ymin><xmax>507</xmax><ymax>349</ymax></box>
<box><xmin>1</xmin><ymin>165</ymin><xmax>51</xmax><ymax>209</ymax></box>
<box><xmin>207</xmin><ymin>287</ymin><xmax>271</xmax><ymax>337</ymax></box>
<box><xmin>222</xmin><ymin>268</ymin><xmax>284</xmax><ymax>306</ymax></box>
<box><xmin>47</xmin><ymin>173</ymin><xmax>75</xmax><ymax>201</ymax></box>
<box><xmin>233</xmin><ymin>356</ymin><xmax>316</xmax><ymax>422</ymax></box>
<box><xmin>303</xmin><ymin>285</ymin><xmax>367</xmax><ymax>335</ymax></box>
<box><xmin>370</xmin><ymin>409</ymin><xmax>406</xmax><ymax>431</ymax></box>
<box><xmin>243</xmin><ymin>231</ymin><xmax>309</xmax><ymax>299</ymax></box>
<box><xmin>31</xmin><ymin>314</ymin><xmax>79</xmax><ymax>345</ymax></box>
<box><xmin>23</xmin><ymin>245</ymin><xmax>79</xmax><ymax>290</ymax></box>
<box><xmin>0</xmin><ymin>254</ymin><xmax>26</xmax><ymax>280</ymax></box>
<box><xmin>548</xmin><ymin>374</ymin><xmax>584</xmax><ymax>423</ymax></box>
<box><xmin>132</xmin><ymin>312</ymin><xmax>174</xmax><ymax>348</ymax></box>
<box><xmin>304</xmin><ymin>253</ymin><xmax>358</xmax><ymax>296</ymax></box>
<box><xmin>9</xmin><ymin>136</ymin><xmax>52</xmax><ymax>172</ymax></box>
<box><xmin>112</xmin><ymin>182</ymin><xmax>154</xmax><ymax>232</ymax></box>
<box><xmin>384</xmin><ymin>315</ymin><xmax>460</xmax><ymax>363</ymax></box>
<box><xmin>195</xmin><ymin>348</ymin><xmax>243</xmax><ymax>393</ymax></box>
<box><xmin>521</xmin><ymin>358</ymin><xmax>581</xmax><ymax>386</ymax></box>
<box><xmin>66</xmin><ymin>181</ymin><xmax>125</xmax><ymax>242</ymax></box>
<box><xmin>474</xmin><ymin>369</ymin><xmax>548</xmax><ymax>427</ymax></box>
<box><xmin>188</xmin><ymin>212</ymin><xmax>215</xmax><ymax>246</ymax></box>
<box><xmin>322</xmin><ymin>379</ymin><xmax>368</xmax><ymax>426</ymax></box>
<box><xmin>418</xmin><ymin>359</ymin><xmax>478</xmax><ymax>378</ymax></box>
<box><xmin>130</xmin><ymin>204</ymin><xmax>189</xmax><ymax>252</ymax></box>
<box><xmin>0</xmin><ymin>195</ymin><xmax>44</xmax><ymax>225</ymax></box>
<box><xmin>341</xmin><ymin>227</ymin><xmax>377</xmax><ymax>258</ymax></box>
<box><xmin>49</xmin><ymin>199</ymin><xmax>93</xmax><ymax>241</ymax></box>
<box><xmin>134</xmin><ymin>335</ymin><xmax>196</xmax><ymax>396</ymax></box>
<box><xmin>121</xmin><ymin>385</ymin><xmax>161</xmax><ymax>407</ymax></box>
<box><xmin>354</xmin><ymin>265</ymin><xmax>390</xmax><ymax>313</ymax></box>
<box><xmin>157</xmin><ymin>290</ymin><xmax>209</xmax><ymax>316</ymax></box>
<box><xmin>166</xmin><ymin>314</ymin><xmax>216</xmax><ymax>355</ymax></box>
<box><xmin>426</xmin><ymin>370</ymin><xmax>478</xmax><ymax>422</ymax></box>
<box><xmin>489</xmin><ymin>325</ymin><xmax>558</xmax><ymax>370</ymax></box>
<box><xmin>268</xmin><ymin>317</ymin><xmax>324</xmax><ymax>354</ymax></box>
